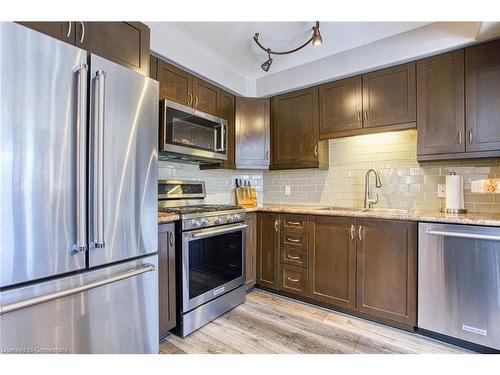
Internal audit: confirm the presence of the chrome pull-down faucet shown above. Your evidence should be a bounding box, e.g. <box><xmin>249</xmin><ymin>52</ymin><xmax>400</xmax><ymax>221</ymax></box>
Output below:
<box><xmin>363</xmin><ymin>169</ymin><xmax>382</xmax><ymax>211</ymax></box>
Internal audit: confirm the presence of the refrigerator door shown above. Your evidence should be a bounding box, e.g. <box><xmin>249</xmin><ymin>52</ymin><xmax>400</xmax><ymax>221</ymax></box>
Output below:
<box><xmin>88</xmin><ymin>55</ymin><xmax>158</xmax><ymax>267</ymax></box>
<box><xmin>0</xmin><ymin>22</ymin><xmax>88</xmax><ymax>287</ymax></box>
<box><xmin>0</xmin><ymin>255</ymin><xmax>159</xmax><ymax>354</ymax></box>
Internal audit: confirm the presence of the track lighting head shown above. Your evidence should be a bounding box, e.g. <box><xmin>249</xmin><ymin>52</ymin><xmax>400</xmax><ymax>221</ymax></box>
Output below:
<box><xmin>261</xmin><ymin>50</ymin><xmax>273</xmax><ymax>72</ymax></box>
<box><xmin>312</xmin><ymin>21</ymin><xmax>323</xmax><ymax>46</ymax></box>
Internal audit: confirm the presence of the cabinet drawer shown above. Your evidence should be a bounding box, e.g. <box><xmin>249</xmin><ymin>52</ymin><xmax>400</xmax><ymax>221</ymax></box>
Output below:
<box><xmin>281</xmin><ymin>246</ymin><xmax>308</xmax><ymax>268</ymax></box>
<box><xmin>280</xmin><ymin>264</ymin><xmax>308</xmax><ymax>297</ymax></box>
<box><xmin>281</xmin><ymin>231</ymin><xmax>307</xmax><ymax>249</ymax></box>
<box><xmin>281</xmin><ymin>215</ymin><xmax>308</xmax><ymax>232</ymax></box>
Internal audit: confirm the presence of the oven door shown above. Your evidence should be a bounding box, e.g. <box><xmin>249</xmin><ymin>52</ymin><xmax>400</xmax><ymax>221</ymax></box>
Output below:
<box><xmin>161</xmin><ymin>99</ymin><xmax>227</xmax><ymax>161</ymax></box>
<box><xmin>182</xmin><ymin>223</ymin><xmax>246</xmax><ymax>312</ymax></box>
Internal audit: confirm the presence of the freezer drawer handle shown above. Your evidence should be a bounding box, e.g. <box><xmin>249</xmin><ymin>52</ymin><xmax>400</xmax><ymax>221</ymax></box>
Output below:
<box><xmin>0</xmin><ymin>263</ymin><xmax>155</xmax><ymax>316</ymax></box>
<box><xmin>426</xmin><ymin>229</ymin><xmax>500</xmax><ymax>241</ymax></box>
<box><xmin>91</xmin><ymin>70</ymin><xmax>106</xmax><ymax>249</ymax></box>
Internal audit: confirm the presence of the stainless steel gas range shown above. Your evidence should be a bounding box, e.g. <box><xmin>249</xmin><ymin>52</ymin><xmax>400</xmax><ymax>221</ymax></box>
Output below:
<box><xmin>158</xmin><ymin>180</ymin><xmax>247</xmax><ymax>337</ymax></box>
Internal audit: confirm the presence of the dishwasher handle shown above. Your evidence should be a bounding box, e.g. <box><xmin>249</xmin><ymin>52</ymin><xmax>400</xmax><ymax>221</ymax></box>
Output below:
<box><xmin>426</xmin><ymin>229</ymin><xmax>500</xmax><ymax>242</ymax></box>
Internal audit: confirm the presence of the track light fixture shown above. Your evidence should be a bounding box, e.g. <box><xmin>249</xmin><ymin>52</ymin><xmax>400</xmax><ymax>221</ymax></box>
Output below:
<box><xmin>254</xmin><ymin>21</ymin><xmax>323</xmax><ymax>72</ymax></box>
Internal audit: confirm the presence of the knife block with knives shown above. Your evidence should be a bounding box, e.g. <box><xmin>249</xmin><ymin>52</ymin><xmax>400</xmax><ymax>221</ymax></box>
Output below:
<box><xmin>235</xmin><ymin>179</ymin><xmax>257</xmax><ymax>207</ymax></box>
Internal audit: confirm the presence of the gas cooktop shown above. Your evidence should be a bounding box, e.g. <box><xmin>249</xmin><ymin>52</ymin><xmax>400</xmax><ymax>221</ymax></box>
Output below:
<box><xmin>158</xmin><ymin>204</ymin><xmax>242</xmax><ymax>215</ymax></box>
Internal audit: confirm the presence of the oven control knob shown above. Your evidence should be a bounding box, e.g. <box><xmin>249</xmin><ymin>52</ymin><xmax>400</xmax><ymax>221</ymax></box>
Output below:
<box><xmin>227</xmin><ymin>215</ymin><xmax>234</xmax><ymax>223</ymax></box>
<box><xmin>191</xmin><ymin>219</ymin><xmax>202</xmax><ymax>228</ymax></box>
<box><xmin>200</xmin><ymin>218</ymin><xmax>210</xmax><ymax>226</ymax></box>
<box><xmin>214</xmin><ymin>217</ymin><xmax>223</xmax><ymax>225</ymax></box>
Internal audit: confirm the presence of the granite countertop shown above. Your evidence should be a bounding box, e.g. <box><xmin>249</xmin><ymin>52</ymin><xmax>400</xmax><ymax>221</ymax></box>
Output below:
<box><xmin>158</xmin><ymin>212</ymin><xmax>181</xmax><ymax>224</ymax></box>
<box><xmin>244</xmin><ymin>204</ymin><xmax>500</xmax><ymax>227</ymax></box>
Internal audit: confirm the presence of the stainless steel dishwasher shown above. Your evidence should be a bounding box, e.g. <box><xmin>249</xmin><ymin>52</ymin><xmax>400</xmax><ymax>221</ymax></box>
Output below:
<box><xmin>418</xmin><ymin>223</ymin><xmax>500</xmax><ymax>351</ymax></box>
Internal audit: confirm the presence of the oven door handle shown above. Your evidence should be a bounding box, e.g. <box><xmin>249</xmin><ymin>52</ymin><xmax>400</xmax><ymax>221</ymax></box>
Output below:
<box><xmin>189</xmin><ymin>223</ymin><xmax>247</xmax><ymax>239</ymax></box>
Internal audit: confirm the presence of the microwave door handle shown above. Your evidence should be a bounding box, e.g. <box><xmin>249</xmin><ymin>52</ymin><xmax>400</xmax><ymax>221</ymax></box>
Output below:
<box><xmin>220</xmin><ymin>123</ymin><xmax>226</xmax><ymax>152</ymax></box>
<box><xmin>91</xmin><ymin>70</ymin><xmax>106</xmax><ymax>249</ymax></box>
<box><xmin>213</xmin><ymin>125</ymin><xmax>219</xmax><ymax>152</ymax></box>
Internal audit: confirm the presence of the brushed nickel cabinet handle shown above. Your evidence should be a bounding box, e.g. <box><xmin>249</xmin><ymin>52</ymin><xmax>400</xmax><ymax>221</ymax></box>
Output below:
<box><xmin>350</xmin><ymin>224</ymin><xmax>355</xmax><ymax>240</ymax></box>
<box><xmin>358</xmin><ymin>225</ymin><xmax>363</xmax><ymax>241</ymax></box>
<box><xmin>274</xmin><ymin>219</ymin><xmax>279</xmax><ymax>232</ymax></box>
<box><xmin>188</xmin><ymin>93</ymin><xmax>193</xmax><ymax>106</ymax></box>
<box><xmin>79</xmin><ymin>22</ymin><xmax>85</xmax><ymax>43</ymax></box>
<box><xmin>287</xmin><ymin>277</ymin><xmax>299</xmax><ymax>282</ymax></box>
<box><xmin>314</xmin><ymin>145</ymin><xmax>318</xmax><ymax>158</ymax></box>
<box><xmin>364</xmin><ymin>109</ymin><xmax>368</xmax><ymax>123</ymax></box>
<box><xmin>286</xmin><ymin>221</ymin><xmax>301</xmax><ymax>226</ymax></box>
<box><xmin>287</xmin><ymin>255</ymin><xmax>301</xmax><ymax>260</ymax></box>
<box><xmin>194</xmin><ymin>95</ymin><xmax>199</xmax><ymax>108</ymax></box>
<box><xmin>286</xmin><ymin>237</ymin><xmax>300</xmax><ymax>243</ymax></box>
<box><xmin>457</xmin><ymin>130</ymin><xmax>462</xmax><ymax>145</ymax></box>
<box><xmin>468</xmin><ymin>129</ymin><xmax>473</xmax><ymax>144</ymax></box>
<box><xmin>66</xmin><ymin>22</ymin><xmax>72</xmax><ymax>38</ymax></box>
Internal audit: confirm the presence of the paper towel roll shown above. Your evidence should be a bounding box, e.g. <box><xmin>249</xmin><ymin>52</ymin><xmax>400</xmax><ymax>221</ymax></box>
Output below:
<box><xmin>446</xmin><ymin>174</ymin><xmax>465</xmax><ymax>210</ymax></box>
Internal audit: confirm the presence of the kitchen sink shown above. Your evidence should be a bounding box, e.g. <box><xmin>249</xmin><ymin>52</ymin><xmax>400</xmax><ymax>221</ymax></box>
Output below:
<box><xmin>317</xmin><ymin>207</ymin><xmax>408</xmax><ymax>215</ymax></box>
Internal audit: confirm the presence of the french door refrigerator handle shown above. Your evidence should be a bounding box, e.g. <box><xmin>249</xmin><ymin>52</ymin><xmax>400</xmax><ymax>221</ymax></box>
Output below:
<box><xmin>72</xmin><ymin>63</ymin><xmax>89</xmax><ymax>253</ymax></box>
<box><xmin>0</xmin><ymin>263</ymin><xmax>156</xmax><ymax>315</ymax></box>
<box><xmin>91</xmin><ymin>69</ymin><xmax>106</xmax><ymax>249</ymax></box>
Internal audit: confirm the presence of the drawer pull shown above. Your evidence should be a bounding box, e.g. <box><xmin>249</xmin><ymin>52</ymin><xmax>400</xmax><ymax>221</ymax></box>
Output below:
<box><xmin>286</xmin><ymin>237</ymin><xmax>300</xmax><ymax>243</ymax></box>
<box><xmin>287</xmin><ymin>255</ymin><xmax>301</xmax><ymax>260</ymax></box>
<box><xmin>287</xmin><ymin>277</ymin><xmax>299</xmax><ymax>282</ymax></box>
<box><xmin>286</xmin><ymin>221</ymin><xmax>301</xmax><ymax>226</ymax></box>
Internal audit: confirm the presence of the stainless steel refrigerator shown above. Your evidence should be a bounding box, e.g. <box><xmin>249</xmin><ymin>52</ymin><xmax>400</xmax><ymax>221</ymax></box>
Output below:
<box><xmin>0</xmin><ymin>22</ymin><xmax>159</xmax><ymax>354</ymax></box>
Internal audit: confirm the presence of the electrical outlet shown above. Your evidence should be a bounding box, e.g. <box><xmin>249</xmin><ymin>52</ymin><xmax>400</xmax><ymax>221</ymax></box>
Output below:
<box><xmin>284</xmin><ymin>184</ymin><xmax>291</xmax><ymax>196</ymax></box>
<box><xmin>438</xmin><ymin>184</ymin><xmax>446</xmax><ymax>198</ymax></box>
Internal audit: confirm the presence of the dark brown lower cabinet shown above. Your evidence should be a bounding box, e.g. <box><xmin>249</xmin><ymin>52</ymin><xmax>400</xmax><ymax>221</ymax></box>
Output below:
<box><xmin>245</xmin><ymin>213</ymin><xmax>257</xmax><ymax>289</ymax></box>
<box><xmin>256</xmin><ymin>213</ymin><xmax>417</xmax><ymax>330</ymax></box>
<box><xmin>309</xmin><ymin>216</ymin><xmax>356</xmax><ymax>310</ymax></box>
<box><xmin>158</xmin><ymin>223</ymin><xmax>176</xmax><ymax>337</ymax></box>
<box><xmin>356</xmin><ymin>219</ymin><xmax>417</xmax><ymax>328</ymax></box>
<box><xmin>256</xmin><ymin>213</ymin><xmax>280</xmax><ymax>289</ymax></box>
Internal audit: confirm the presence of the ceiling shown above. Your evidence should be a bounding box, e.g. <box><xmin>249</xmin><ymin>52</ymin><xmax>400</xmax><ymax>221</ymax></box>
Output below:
<box><xmin>147</xmin><ymin>21</ymin><xmax>500</xmax><ymax>96</ymax></box>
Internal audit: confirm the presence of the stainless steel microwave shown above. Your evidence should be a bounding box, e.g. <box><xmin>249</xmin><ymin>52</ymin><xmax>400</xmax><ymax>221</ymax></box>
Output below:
<box><xmin>159</xmin><ymin>99</ymin><xmax>227</xmax><ymax>164</ymax></box>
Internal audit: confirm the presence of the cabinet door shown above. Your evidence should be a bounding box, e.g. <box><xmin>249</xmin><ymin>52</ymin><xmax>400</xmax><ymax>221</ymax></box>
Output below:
<box><xmin>192</xmin><ymin>77</ymin><xmax>220</xmax><ymax>116</ymax></box>
<box><xmin>362</xmin><ymin>62</ymin><xmax>416</xmax><ymax>128</ymax></box>
<box><xmin>245</xmin><ymin>212</ymin><xmax>257</xmax><ymax>289</ymax></box>
<box><xmin>235</xmin><ymin>97</ymin><xmax>270</xmax><ymax>169</ymax></box>
<box><xmin>149</xmin><ymin>55</ymin><xmax>158</xmax><ymax>80</ymax></box>
<box><xmin>18</xmin><ymin>22</ymin><xmax>75</xmax><ymax>44</ymax></box>
<box><xmin>157</xmin><ymin>59</ymin><xmax>193</xmax><ymax>106</ymax></box>
<box><xmin>356</xmin><ymin>219</ymin><xmax>417</xmax><ymax>328</ymax></box>
<box><xmin>257</xmin><ymin>213</ymin><xmax>280</xmax><ymax>290</ymax></box>
<box><xmin>465</xmin><ymin>39</ymin><xmax>500</xmax><ymax>152</ymax></box>
<box><xmin>76</xmin><ymin>22</ymin><xmax>150</xmax><ymax>75</ymax></box>
<box><xmin>158</xmin><ymin>224</ymin><xmax>176</xmax><ymax>337</ymax></box>
<box><xmin>272</xmin><ymin>87</ymin><xmax>320</xmax><ymax>169</ymax></box>
<box><xmin>417</xmin><ymin>50</ymin><xmax>465</xmax><ymax>156</ymax></box>
<box><xmin>219</xmin><ymin>90</ymin><xmax>235</xmax><ymax>168</ymax></box>
<box><xmin>319</xmin><ymin>76</ymin><xmax>362</xmax><ymax>138</ymax></box>
<box><xmin>309</xmin><ymin>217</ymin><xmax>356</xmax><ymax>310</ymax></box>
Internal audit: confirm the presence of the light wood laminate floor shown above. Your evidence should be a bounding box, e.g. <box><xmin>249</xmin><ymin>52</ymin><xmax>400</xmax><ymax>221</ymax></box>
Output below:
<box><xmin>160</xmin><ymin>290</ymin><xmax>470</xmax><ymax>354</ymax></box>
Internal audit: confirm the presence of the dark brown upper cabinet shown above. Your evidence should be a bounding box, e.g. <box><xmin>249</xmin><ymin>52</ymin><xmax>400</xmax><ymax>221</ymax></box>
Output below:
<box><xmin>272</xmin><ymin>87</ymin><xmax>328</xmax><ymax>170</ymax></box>
<box><xmin>149</xmin><ymin>55</ymin><xmax>158</xmax><ymax>80</ymax></box>
<box><xmin>465</xmin><ymin>39</ymin><xmax>500</xmax><ymax>153</ymax></box>
<box><xmin>362</xmin><ymin>62</ymin><xmax>416</xmax><ymax>128</ymax></box>
<box><xmin>356</xmin><ymin>219</ymin><xmax>417</xmax><ymax>328</ymax></box>
<box><xmin>155</xmin><ymin>58</ymin><xmax>221</xmax><ymax>117</ymax></box>
<box><xmin>192</xmin><ymin>77</ymin><xmax>220</xmax><ymax>116</ymax></box>
<box><xmin>417</xmin><ymin>50</ymin><xmax>465</xmax><ymax>157</ymax></box>
<box><xmin>157</xmin><ymin>59</ymin><xmax>193</xmax><ymax>106</ymax></box>
<box><xmin>18</xmin><ymin>22</ymin><xmax>75</xmax><ymax>44</ymax></box>
<box><xmin>257</xmin><ymin>213</ymin><xmax>280</xmax><ymax>290</ymax></box>
<box><xmin>19</xmin><ymin>22</ymin><xmax>150</xmax><ymax>76</ymax></box>
<box><xmin>235</xmin><ymin>97</ymin><xmax>270</xmax><ymax>169</ymax></box>
<box><xmin>319</xmin><ymin>76</ymin><xmax>363</xmax><ymax>138</ymax></box>
<box><xmin>309</xmin><ymin>216</ymin><xmax>356</xmax><ymax>311</ymax></box>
